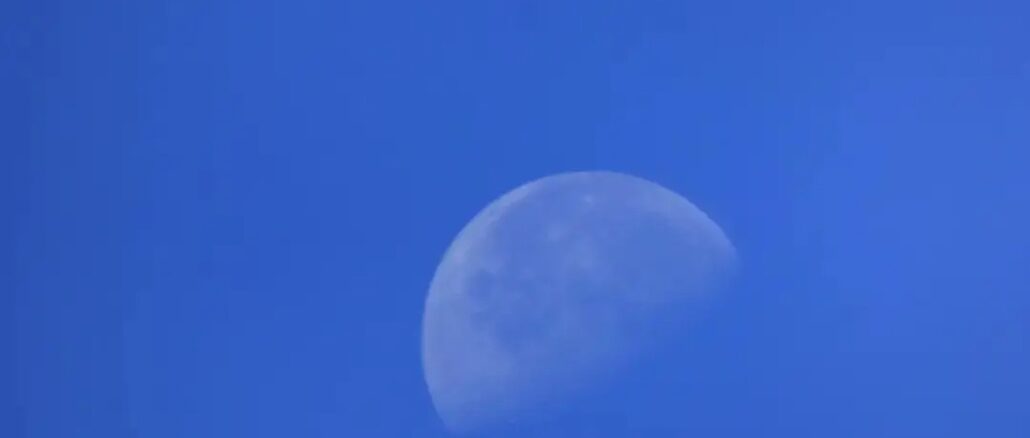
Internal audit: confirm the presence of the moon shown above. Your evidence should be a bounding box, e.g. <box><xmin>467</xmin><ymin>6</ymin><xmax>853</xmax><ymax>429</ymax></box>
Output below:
<box><xmin>421</xmin><ymin>171</ymin><xmax>736</xmax><ymax>434</ymax></box>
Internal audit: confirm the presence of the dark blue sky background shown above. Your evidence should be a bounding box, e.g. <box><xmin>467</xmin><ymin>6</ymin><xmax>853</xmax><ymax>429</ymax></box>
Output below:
<box><xmin>6</xmin><ymin>0</ymin><xmax>1029</xmax><ymax>436</ymax></box>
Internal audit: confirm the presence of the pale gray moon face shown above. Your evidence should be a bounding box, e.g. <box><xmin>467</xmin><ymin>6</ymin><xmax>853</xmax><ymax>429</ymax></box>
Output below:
<box><xmin>421</xmin><ymin>171</ymin><xmax>736</xmax><ymax>434</ymax></box>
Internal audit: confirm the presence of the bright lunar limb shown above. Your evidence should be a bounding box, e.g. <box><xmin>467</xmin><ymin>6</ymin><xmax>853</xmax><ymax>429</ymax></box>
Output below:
<box><xmin>421</xmin><ymin>171</ymin><xmax>736</xmax><ymax>434</ymax></box>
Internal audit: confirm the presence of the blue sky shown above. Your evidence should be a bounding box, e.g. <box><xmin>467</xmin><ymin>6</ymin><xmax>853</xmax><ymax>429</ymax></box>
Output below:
<box><xmin>6</xmin><ymin>0</ymin><xmax>1029</xmax><ymax>436</ymax></box>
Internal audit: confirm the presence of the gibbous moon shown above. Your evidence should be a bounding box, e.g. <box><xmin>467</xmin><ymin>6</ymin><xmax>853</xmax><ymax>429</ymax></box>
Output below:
<box><xmin>421</xmin><ymin>171</ymin><xmax>735</xmax><ymax>434</ymax></box>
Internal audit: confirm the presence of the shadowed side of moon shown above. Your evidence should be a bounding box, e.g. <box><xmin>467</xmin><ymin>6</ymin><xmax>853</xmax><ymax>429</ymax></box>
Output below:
<box><xmin>421</xmin><ymin>171</ymin><xmax>736</xmax><ymax>434</ymax></box>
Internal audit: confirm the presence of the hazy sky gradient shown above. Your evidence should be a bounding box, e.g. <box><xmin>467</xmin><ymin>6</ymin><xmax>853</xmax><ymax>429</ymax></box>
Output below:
<box><xmin>7</xmin><ymin>0</ymin><xmax>1030</xmax><ymax>436</ymax></box>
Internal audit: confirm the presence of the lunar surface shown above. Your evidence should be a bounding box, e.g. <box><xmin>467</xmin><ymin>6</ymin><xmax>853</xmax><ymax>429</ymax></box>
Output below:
<box><xmin>421</xmin><ymin>171</ymin><xmax>735</xmax><ymax>434</ymax></box>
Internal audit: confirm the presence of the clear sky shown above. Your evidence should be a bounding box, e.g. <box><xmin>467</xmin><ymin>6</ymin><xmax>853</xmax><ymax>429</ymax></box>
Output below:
<box><xmin>6</xmin><ymin>0</ymin><xmax>1030</xmax><ymax>436</ymax></box>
